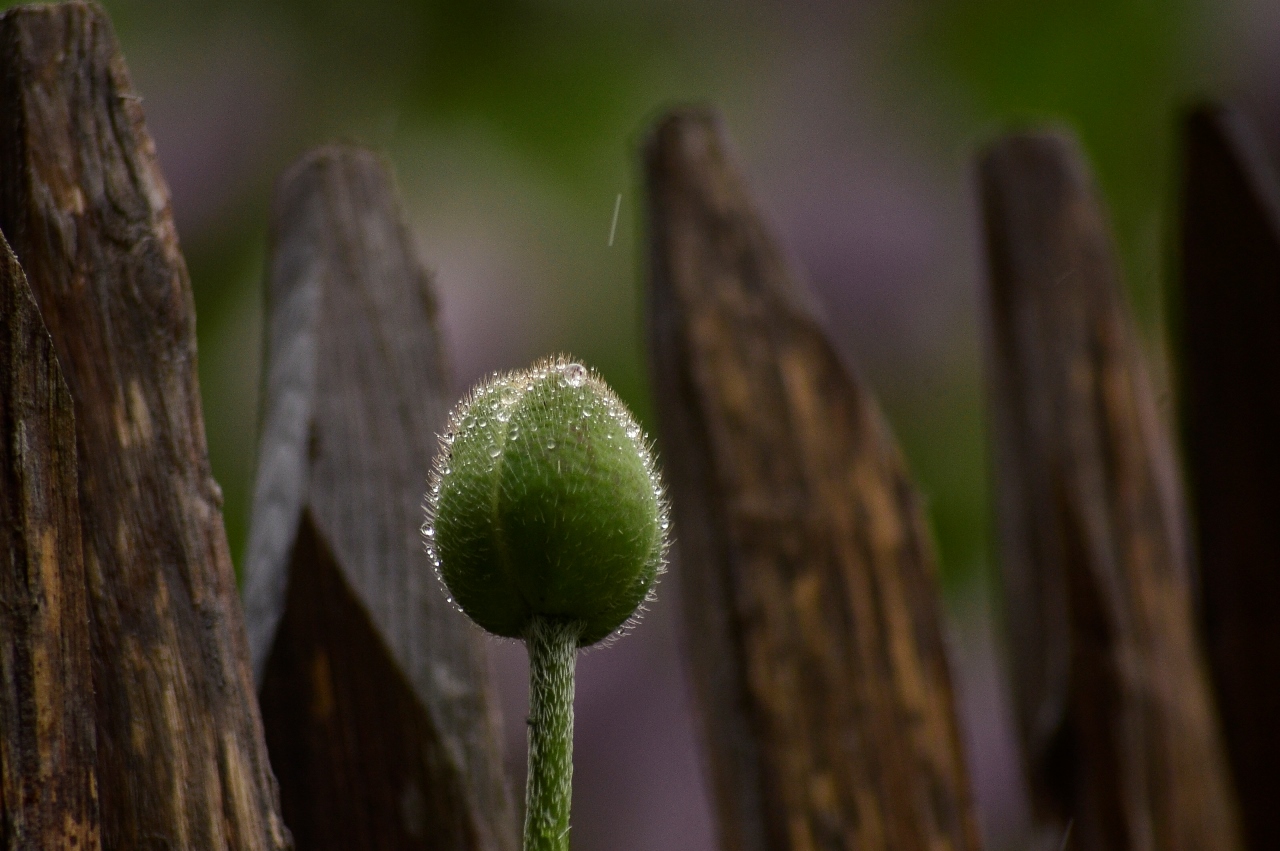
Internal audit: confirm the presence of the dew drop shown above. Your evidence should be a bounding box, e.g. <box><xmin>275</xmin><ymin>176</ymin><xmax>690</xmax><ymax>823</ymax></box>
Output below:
<box><xmin>424</xmin><ymin>526</ymin><xmax>436</xmax><ymax>538</ymax></box>
<box><xmin>626</xmin><ymin>424</ymin><xmax>641</xmax><ymax>440</ymax></box>
<box><xmin>545</xmin><ymin>438</ymin><xmax>557</xmax><ymax>450</ymax></box>
<box><xmin>488</xmin><ymin>445</ymin><xmax>502</xmax><ymax>458</ymax></box>
<box><xmin>500</xmin><ymin>385</ymin><xmax>520</xmax><ymax>406</ymax></box>
<box><xmin>564</xmin><ymin>362</ymin><xmax>587</xmax><ymax>387</ymax></box>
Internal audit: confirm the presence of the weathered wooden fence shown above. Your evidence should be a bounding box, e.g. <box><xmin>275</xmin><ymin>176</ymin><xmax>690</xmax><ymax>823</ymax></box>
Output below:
<box><xmin>3</xmin><ymin>3</ymin><xmax>1278</xmax><ymax>851</ymax></box>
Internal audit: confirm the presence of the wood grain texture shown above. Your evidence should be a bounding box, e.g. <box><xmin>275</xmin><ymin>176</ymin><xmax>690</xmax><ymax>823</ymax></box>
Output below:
<box><xmin>242</xmin><ymin>145</ymin><xmax>515</xmax><ymax>851</ymax></box>
<box><xmin>0</xmin><ymin>230</ymin><xmax>101</xmax><ymax>851</ymax></box>
<box><xmin>645</xmin><ymin>107</ymin><xmax>980</xmax><ymax>851</ymax></box>
<box><xmin>979</xmin><ymin>131</ymin><xmax>1242</xmax><ymax>851</ymax></box>
<box><xmin>1177</xmin><ymin>104</ymin><xmax>1280</xmax><ymax>851</ymax></box>
<box><xmin>0</xmin><ymin>4</ymin><xmax>290</xmax><ymax>849</ymax></box>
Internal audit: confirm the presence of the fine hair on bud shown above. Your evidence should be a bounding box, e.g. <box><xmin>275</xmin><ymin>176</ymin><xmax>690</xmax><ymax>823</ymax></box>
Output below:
<box><xmin>422</xmin><ymin>355</ymin><xmax>669</xmax><ymax>646</ymax></box>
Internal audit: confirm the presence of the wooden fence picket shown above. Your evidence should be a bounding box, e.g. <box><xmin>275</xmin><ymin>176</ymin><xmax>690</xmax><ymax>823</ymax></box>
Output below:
<box><xmin>645</xmin><ymin>107</ymin><xmax>981</xmax><ymax>851</ymax></box>
<box><xmin>978</xmin><ymin>130</ymin><xmax>1242</xmax><ymax>851</ymax></box>
<box><xmin>0</xmin><ymin>3</ymin><xmax>290</xmax><ymax>848</ymax></box>
<box><xmin>1177</xmin><ymin>103</ymin><xmax>1280</xmax><ymax>851</ymax></box>
<box><xmin>242</xmin><ymin>146</ymin><xmax>517</xmax><ymax>851</ymax></box>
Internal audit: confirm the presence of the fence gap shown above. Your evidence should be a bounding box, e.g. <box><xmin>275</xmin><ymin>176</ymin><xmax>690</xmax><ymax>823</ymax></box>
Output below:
<box><xmin>242</xmin><ymin>146</ymin><xmax>516</xmax><ymax>851</ymax></box>
<box><xmin>1177</xmin><ymin>103</ymin><xmax>1280</xmax><ymax>851</ymax></box>
<box><xmin>979</xmin><ymin>130</ymin><xmax>1242</xmax><ymax>851</ymax></box>
<box><xmin>0</xmin><ymin>3</ymin><xmax>290</xmax><ymax>847</ymax></box>
<box><xmin>645</xmin><ymin>107</ymin><xmax>981</xmax><ymax>851</ymax></box>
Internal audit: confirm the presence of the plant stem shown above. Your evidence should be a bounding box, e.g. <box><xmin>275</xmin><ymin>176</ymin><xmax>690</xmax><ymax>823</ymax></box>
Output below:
<box><xmin>523</xmin><ymin>616</ymin><xmax>580</xmax><ymax>851</ymax></box>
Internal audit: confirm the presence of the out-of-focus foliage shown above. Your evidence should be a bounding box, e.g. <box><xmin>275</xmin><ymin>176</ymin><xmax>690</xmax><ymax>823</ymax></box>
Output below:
<box><xmin>1</xmin><ymin>0</ymin><xmax>1234</xmax><ymax>602</ymax></box>
<box><xmin>906</xmin><ymin>0</ymin><xmax>1215</xmax><ymax>322</ymax></box>
<box><xmin>882</xmin><ymin>0</ymin><xmax>1223</xmax><ymax>594</ymax></box>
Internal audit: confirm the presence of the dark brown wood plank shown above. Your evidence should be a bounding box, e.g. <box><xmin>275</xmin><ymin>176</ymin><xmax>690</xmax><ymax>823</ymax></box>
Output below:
<box><xmin>0</xmin><ymin>230</ymin><xmax>101</xmax><ymax>851</ymax></box>
<box><xmin>979</xmin><ymin>130</ymin><xmax>1242</xmax><ymax>851</ymax></box>
<box><xmin>258</xmin><ymin>513</ymin><xmax>484</xmax><ymax>851</ymax></box>
<box><xmin>0</xmin><ymin>4</ymin><xmax>290</xmax><ymax>848</ymax></box>
<box><xmin>1177</xmin><ymin>103</ymin><xmax>1280</xmax><ymax>851</ymax></box>
<box><xmin>242</xmin><ymin>145</ymin><xmax>515</xmax><ymax>851</ymax></box>
<box><xmin>645</xmin><ymin>107</ymin><xmax>980</xmax><ymax>851</ymax></box>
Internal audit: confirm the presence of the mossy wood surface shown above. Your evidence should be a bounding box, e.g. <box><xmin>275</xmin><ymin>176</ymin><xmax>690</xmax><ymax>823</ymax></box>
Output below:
<box><xmin>242</xmin><ymin>145</ymin><xmax>515</xmax><ymax>851</ymax></box>
<box><xmin>646</xmin><ymin>108</ymin><xmax>980</xmax><ymax>851</ymax></box>
<box><xmin>1177</xmin><ymin>104</ymin><xmax>1280</xmax><ymax>851</ymax></box>
<box><xmin>0</xmin><ymin>3</ymin><xmax>290</xmax><ymax>849</ymax></box>
<box><xmin>980</xmin><ymin>131</ymin><xmax>1242</xmax><ymax>851</ymax></box>
<box><xmin>0</xmin><ymin>230</ymin><xmax>101</xmax><ymax>850</ymax></box>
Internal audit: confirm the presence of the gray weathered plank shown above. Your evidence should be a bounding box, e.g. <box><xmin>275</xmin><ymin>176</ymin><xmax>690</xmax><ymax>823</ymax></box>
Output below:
<box><xmin>645</xmin><ymin>107</ymin><xmax>981</xmax><ymax>851</ymax></box>
<box><xmin>979</xmin><ymin>130</ymin><xmax>1242</xmax><ymax>851</ymax></box>
<box><xmin>243</xmin><ymin>145</ymin><xmax>516</xmax><ymax>851</ymax></box>
<box><xmin>0</xmin><ymin>3</ymin><xmax>291</xmax><ymax>848</ymax></box>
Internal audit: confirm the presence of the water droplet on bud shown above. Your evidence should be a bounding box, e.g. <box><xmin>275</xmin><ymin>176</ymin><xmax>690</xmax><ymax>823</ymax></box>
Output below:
<box><xmin>564</xmin><ymin>362</ymin><xmax>587</xmax><ymax>387</ymax></box>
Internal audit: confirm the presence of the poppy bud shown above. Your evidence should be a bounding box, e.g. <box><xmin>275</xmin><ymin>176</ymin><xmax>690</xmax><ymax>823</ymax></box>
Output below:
<box><xmin>423</xmin><ymin>356</ymin><xmax>668</xmax><ymax>646</ymax></box>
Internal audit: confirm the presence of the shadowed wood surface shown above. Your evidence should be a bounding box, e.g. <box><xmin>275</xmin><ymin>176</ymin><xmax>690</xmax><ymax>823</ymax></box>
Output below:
<box><xmin>242</xmin><ymin>145</ymin><xmax>515</xmax><ymax>851</ymax></box>
<box><xmin>259</xmin><ymin>513</ymin><xmax>484</xmax><ymax>851</ymax></box>
<box><xmin>979</xmin><ymin>131</ymin><xmax>1241</xmax><ymax>851</ymax></box>
<box><xmin>0</xmin><ymin>231</ymin><xmax>101</xmax><ymax>851</ymax></box>
<box><xmin>1177</xmin><ymin>104</ymin><xmax>1280</xmax><ymax>851</ymax></box>
<box><xmin>645</xmin><ymin>107</ymin><xmax>980</xmax><ymax>851</ymax></box>
<box><xmin>0</xmin><ymin>4</ymin><xmax>290</xmax><ymax>848</ymax></box>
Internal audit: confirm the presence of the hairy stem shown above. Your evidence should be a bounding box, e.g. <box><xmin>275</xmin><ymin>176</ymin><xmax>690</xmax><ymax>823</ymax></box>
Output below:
<box><xmin>523</xmin><ymin>616</ymin><xmax>580</xmax><ymax>851</ymax></box>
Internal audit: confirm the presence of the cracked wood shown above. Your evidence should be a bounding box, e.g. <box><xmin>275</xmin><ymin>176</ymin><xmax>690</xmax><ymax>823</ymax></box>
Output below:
<box><xmin>1</xmin><ymin>228</ymin><xmax>101</xmax><ymax>851</ymax></box>
<box><xmin>0</xmin><ymin>3</ymin><xmax>289</xmax><ymax>848</ymax></box>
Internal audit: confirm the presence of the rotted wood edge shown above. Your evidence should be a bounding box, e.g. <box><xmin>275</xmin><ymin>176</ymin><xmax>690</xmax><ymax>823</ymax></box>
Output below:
<box><xmin>979</xmin><ymin>129</ymin><xmax>1242</xmax><ymax>851</ymax></box>
<box><xmin>242</xmin><ymin>144</ymin><xmax>516</xmax><ymax>851</ymax></box>
<box><xmin>645</xmin><ymin>106</ymin><xmax>980</xmax><ymax>851</ymax></box>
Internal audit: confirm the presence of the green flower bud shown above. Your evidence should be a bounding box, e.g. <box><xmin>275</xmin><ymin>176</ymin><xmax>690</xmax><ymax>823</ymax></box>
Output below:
<box><xmin>423</xmin><ymin>356</ymin><xmax>668</xmax><ymax>646</ymax></box>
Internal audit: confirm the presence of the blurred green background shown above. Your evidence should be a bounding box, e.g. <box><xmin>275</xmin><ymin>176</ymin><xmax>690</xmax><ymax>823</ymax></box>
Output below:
<box><xmin>11</xmin><ymin>0</ymin><xmax>1274</xmax><ymax>848</ymax></box>
<box><xmin>49</xmin><ymin>0</ymin><xmax>1255</xmax><ymax>595</ymax></box>
<box><xmin>49</xmin><ymin>0</ymin><xmax>1239</xmax><ymax>591</ymax></box>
